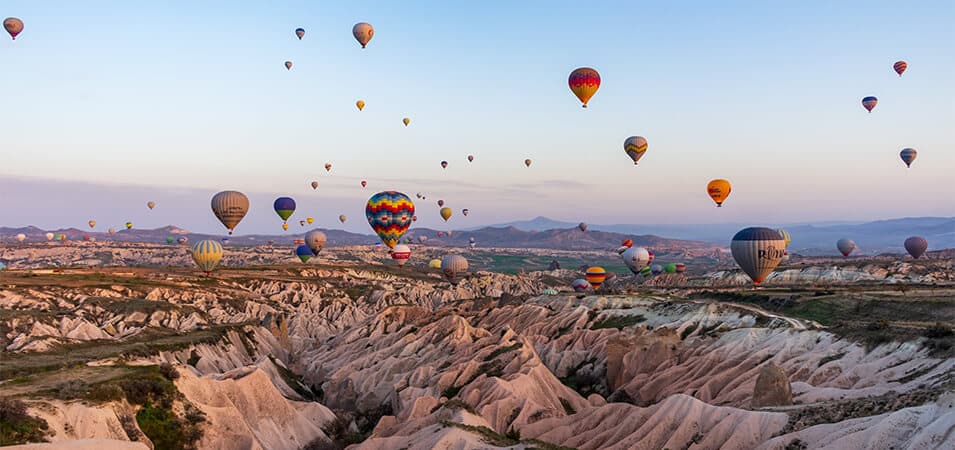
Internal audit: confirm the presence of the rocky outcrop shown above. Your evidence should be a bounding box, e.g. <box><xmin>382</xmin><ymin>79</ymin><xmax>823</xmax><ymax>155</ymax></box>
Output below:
<box><xmin>752</xmin><ymin>363</ymin><xmax>793</xmax><ymax>407</ymax></box>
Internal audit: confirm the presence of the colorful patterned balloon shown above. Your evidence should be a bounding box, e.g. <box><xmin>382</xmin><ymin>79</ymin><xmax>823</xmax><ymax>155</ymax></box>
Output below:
<box><xmin>585</xmin><ymin>266</ymin><xmax>607</xmax><ymax>289</ymax></box>
<box><xmin>365</xmin><ymin>191</ymin><xmax>415</xmax><ymax>249</ymax></box>
<box><xmin>893</xmin><ymin>61</ymin><xmax>907</xmax><ymax>77</ymax></box>
<box><xmin>862</xmin><ymin>96</ymin><xmax>878</xmax><ymax>113</ymax></box>
<box><xmin>568</xmin><ymin>67</ymin><xmax>600</xmax><ymax>108</ymax></box>
<box><xmin>624</xmin><ymin>136</ymin><xmax>648</xmax><ymax>165</ymax></box>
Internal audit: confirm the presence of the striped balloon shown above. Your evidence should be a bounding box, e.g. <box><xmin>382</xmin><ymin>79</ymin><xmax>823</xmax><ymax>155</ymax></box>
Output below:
<box><xmin>862</xmin><ymin>96</ymin><xmax>878</xmax><ymax>113</ymax></box>
<box><xmin>893</xmin><ymin>61</ymin><xmax>907</xmax><ymax>77</ymax></box>
<box><xmin>441</xmin><ymin>254</ymin><xmax>469</xmax><ymax>283</ymax></box>
<box><xmin>572</xmin><ymin>278</ymin><xmax>590</xmax><ymax>292</ymax></box>
<box><xmin>585</xmin><ymin>266</ymin><xmax>607</xmax><ymax>289</ymax></box>
<box><xmin>211</xmin><ymin>191</ymin><xmax>249</xmax><ymax>235</ymax></box>
<box><xmin>191</xmin><ymin>240</ymin><xmax>223</xmax><ymax>274</ymax></box>
<box><xmin>366</xmin><ymin>191</ymin><xmax>415</xmax><ymax>249</ymax></box>
<box><xmin>568</xmin><ymin>67</ymin><xmax>600</xmax><ymax>108</ymax></box>
<box><xmin>391</xmin><ymin>244</ymin><xmax>412</xmax><ymax>267</ymax></box>
<box><xmin>623</xmin><ymin>136</ymin><xmax>648</xmax><ymax>165</ymax></box>
<box><xmin>731</xmin><ymin>228</ymin><xmax>786</xmax><ymax>285</ymax></box>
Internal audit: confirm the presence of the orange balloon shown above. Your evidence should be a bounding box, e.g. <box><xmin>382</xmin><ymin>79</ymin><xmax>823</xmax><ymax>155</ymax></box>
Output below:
<box><xmin>707</xmin><ymin>179</ymin><xmax>732</xmax><ymax>207</ymax></box>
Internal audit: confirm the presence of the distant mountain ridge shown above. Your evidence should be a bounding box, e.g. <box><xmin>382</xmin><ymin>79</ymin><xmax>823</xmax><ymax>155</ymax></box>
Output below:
<box><xmin>483</xmin><ymin>216</ymin><xmax>955</xmax><ymax>254</ymax></box>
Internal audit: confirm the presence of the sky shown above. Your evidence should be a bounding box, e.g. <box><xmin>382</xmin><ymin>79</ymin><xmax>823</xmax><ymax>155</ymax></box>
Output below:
<box><xmin>1</xmin><ymin>1</ymin><xmax>953</xmax><ymax>235</ymax></box>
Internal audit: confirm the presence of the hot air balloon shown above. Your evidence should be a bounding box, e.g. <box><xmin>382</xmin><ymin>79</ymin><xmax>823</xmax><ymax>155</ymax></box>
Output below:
<box><xmin>900</xmin><ymin>148</ymin><xmax>917</xmax><ymax>168</ymax></box>
<box><xmin>622</xmin><ymin>239</ymin><xmax>633</xmax><ymax>248</ymax></box>
<box><xmin>441</xmin><ymin>255</ymin><xmax>468</xmax><ymax>283</ymax></box>
<box><xmin>3</xmin><ymin>18</ymin><xmax>23</xmax><ymax>40</ymax></box>
<box><xmin>862</xmin><ymin>96</ymin><xmax>878</xmax><ymax>113</ymax></box>
<box><xmin>648</xmin><ymin>250</ymin><xmax>655</xmax><ymax>265</ymax></box>
<box><xmin>356</xmin><ymin>100</ymin><xmax>365</xmax><ymax>111</ymax></box>
<box><xmin>731</xmin><ymin>228</ymin><xmax>786</xmax><ymax>285</ymax></box>
<box><xmin>274</xmin><ymin>197</ymin><xmax>296</xmax><ymax>223</ymax></box>
<box><xmin>623</xmin><ymin>136</ymin><xmax>648</xmax><ymax>165</ymax></box>
<box><xmin>311</xmin><ymin>181</ymin><xmax>319</xmax><ymax>189</ymax></box>
<box><xmin>285</xmin><ymin>61</ymin><xmax>293</xmax><ymax>70</ymax></box>
<box><xmin>299</xmin><ymin>220</ymin><xmax>306</xmax><ymax>227</ymax></box>
<box><xmin>429</xmin><ymin>258</ymin><xmax>442</xmax><ymax>269</ymax></box>
<box><xmin>147</xmin><ymin>201</ymin><xmax>156</xmax><ymax>210</ymax></box>
<box><xmin>468</xmin><ymin>155</ymin><xmax>474</xmax><ymax>162</ymax></box>
<box><xmin>649</xmin><ymin>264</ymin><xmax>662</xmax><ymax>275</ymax></box>
<box><xmin>191</xmin><ymin>240</ymin><xmax>223</xmax><ymax>275</ymax></box>
<box><xmin>440</xmin><ymin>207</ymin><xmax>452</xmax><ymax>222</ymax></box>
<box><xmin>352</xmin><ymin>22</ymin><xmax>374</xmax><ymax>48</ymax></box>
<box><xmin>178</xmin><ymin>237</ymin><xmax>188</xmax><ymax>245</ymax></box>
<box><xmin>904</xmin><ymin>236</ymin><xmax>928</xmax><ymax>259</ymax></box>
<box><xmin>436</xmin><ymin>200</ymin><xmax>445</xmax><ymax>207</ymax></box>
<box><xmin>469</xmin><ymin>236</ymin><xmax>476</xmax><ymax>244</ymax></box>
<box><xmin>295</xmin><ymin>245</ymin><xmax>312</xmax><ymax>263</ymax></box>
<box><xmin>837</xmin><ymin>238</ymin><xmax>856</xmax><ymax>257</ymax></box>
<box><xmin>306</xmin><ymin>217</ymin><xmax>314</xmax><ymax>225</ymax></box>
<box><xmin>893</xmin><ymin>61</ymin><xmax>907</xmax><ymax>77</ymax></box>
<box><xmin>125</xmin><ymin>222</ymin><xmax>133</xmax><ymax>230</ymax></box>
<box><xmin>675</xmin><ymin>263</ymin><xmax>686</xmax><ymax>273</ymax></box>
<box><xmin>441</xmin><ymin>161</ymin><xmax>448</xmax><ymax>169</ymax></box>
<box><xmin>295</xmin><ymin>28</ymin><xmax>305</xmax><ymax>40</ymax></box>
<box><xmin>524</xmin><ymin>159</ymin><xmax>532</xmax><ymax>167</ymax></box>
<box><xmin>707</xmin><ymin>179</ymin><xmax>732</xmax><ymax>207</ymax></box>
<box><xmin>366</xmin><ymin>191</ymin><xmax>415</xmax><ymax>249</ymax></box>
<box><xmin>16</xmin><ymin>233</ymin><xmax>26</xmax><ymax>242</ymax></box>
<box><xmin>391</xmin><ymin>244</ymin><xmax>411</xmax><ymax>267</ymax></box>
<box><xmin>776</xmin><ymin>229</ymin><xmax>792</xmax><ymax>249</ymax></box>
<box><xmin>437</xmin><ymin>231</ymin><xmax>444</xmax><ymax>238</ymax></box>
<box><xmin>324</xmin><ymin>163</ymin><xmax>332</xmax><ymax>172</ymax></box>
<box><xmin>211</xmin><ymin>191</ymin><xmax>249</xmax><ymax>235</ymax></box>
<box><xmin>585</xmin><ymin>267</ymin><xmax>607</xmax><ymax>289</ymax></box>
<box><xmin>339</xmin><ymin>215</ymin><xmax>347</xmax><ymax>223</ymax></box>
<box><xmin>572</xmin><ymin>279</ymin><xmax>590</xmax><ymax>292</ymax></box>
<box><xmin>305</xmin><ymin>230</ymin><xmax>327</xmax><ymax>255</ymax></box>
<box><xmin>403</xmin><ymin>117</ymin><xmax>410</xmax><ymax>126</ymax></box>
<box><xmin>640</xmin><ymin>266</ymin><xmax>652</xmax><ymax>277</ymax></box>
<box><xmin>107</xmin><ymin>228</ymin><xmax>115</xmax><ymax>235</ymax></box>
<box><xmin>88</xmin><ymin>220</ymin><xmax>96</xmax><ymax>229</ymax></box>
<box><xmin>622</xmin><ymin>247</ymin><xmax>650</xmax><ymax>274</ymax></box>
<box><xmin>578</xmin><ymin>223</ymin><xmax>588</xmax><ymax>232</ymax></box>
<box><xmin>361</xmin><ymin>180</ymin><xmax>367</xmax><ymax>188</ymax></box>
<box><xmin>663</xmin><ymin>263</ymin><xmax>677</xmax><ymax>274</ymax></box>
<box><xmin>166</xmin><ymin>237</ymin><xmax>175</xmax><ymax>244</ymax></box>
<box><xmin>568</xmin><ymin>67</ymin><xmax>600</xmax><ymax>108</ymax></box>
<box><xmin>282</xmin><ymin>223</ymin><xmax>289</xmax><ymax>231</ymax></box>
<box><xmin>221</xmin><ymin>237</ymin><xmax>230</xmax><ymax>245</ymax></box>
<box><xmin>45</xmin><ymin>232</ymin><xmax>54</xmax><ymax>241</ymax></box>
<box><xmin>418</xmin><ymin>235</ymin><xmax>428</xmax><ymax>243</ymax></box>
<box><xmin>462</xmin><ymin>209</ymin><xmax>469</xmax><ymax>216</ymax></box>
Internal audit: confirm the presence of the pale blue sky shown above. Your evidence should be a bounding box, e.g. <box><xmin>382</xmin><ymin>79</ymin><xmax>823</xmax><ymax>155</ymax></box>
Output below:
<box><xmin>1</xmin><ymin>1</ymin><xmax>952</xmax><ymax>234</ymax></box>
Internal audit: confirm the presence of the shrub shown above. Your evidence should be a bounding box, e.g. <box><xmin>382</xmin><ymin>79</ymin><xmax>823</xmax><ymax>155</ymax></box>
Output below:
<box><xmin>924</xmin><ymin>323</ymin><xmax>953</xmax><ymax>339</ymax></box>
<box><xmin>159</xmin><ymin>363</ymin><xmax>180</xmax><ymax>381</ymax></box>
<box><xmin>54</xmin><ymin>380</ymin><xmax>90</xmax><ymax>400</ymax></box>
<box><xmin>0</xmin><ymin>397</ymin><xmax>50</xmax><ymax>445</ymax></box>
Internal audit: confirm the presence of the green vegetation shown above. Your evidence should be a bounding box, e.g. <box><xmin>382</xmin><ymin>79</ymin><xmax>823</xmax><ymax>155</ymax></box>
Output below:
<box><xmin>0</xmin><ymin>397</ymin><xmax>50</xmax><ymax>445</ymax></box>
<box><xmin>557</xmin><ymin>358</ymin><xmax>602</xmax><ymax>397</ymax></box>
<box><xmin>590</xmin><ymin>314</ymin><xmax>646</xmax><ymax>330</ymax></box>
<box><xmin>431</xmin><ymin>399</ymin><xmax>478</xmax><ymax>415</ymax></box>
<box><xmin>440</xmin><ymin>420</ymin><xmax>518</xmax><ymax>447</ymax></box>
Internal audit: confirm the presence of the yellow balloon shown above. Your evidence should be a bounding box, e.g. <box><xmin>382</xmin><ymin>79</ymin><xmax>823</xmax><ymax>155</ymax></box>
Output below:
<box><xmin>402</xmin><ymin>117</ymin><xmax>410</xmax><ymax>126</ymax></box>
<box><xmin>707</xmin><ymin>179</ymin><xmax>732</xmax><ymax>207</ymax></box>
<box><xmin>440</xmin><ymin>207</ymin><xmax>452</xmax><ymax>222</ymax></box>
<box><xmin>282</xmin><ymin>223</ymin><xmax>289</xmax><ymax>231</ymax></box>
<box><xmin>356</xmin><ymin>100</ymin><xmax>365</xmax><ymax>111</ymax></box>
<box><xmin>306</xmin><ymin>216</ymin><xmax>314</xmax><ymax>224</ymax></box>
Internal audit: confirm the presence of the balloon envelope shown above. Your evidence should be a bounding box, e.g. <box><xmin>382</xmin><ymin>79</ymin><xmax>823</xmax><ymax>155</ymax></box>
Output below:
<box><xmin>211</xmin><ymin>191</ymin><xmax>249</xmax><ymax>235</ymax></box>
<box><xmin>295</xmin><ymin>244</ymin><xmax>312</xmax><ymax>263</ymax></box>
<box><xmin>274</xmin><ymin>197</ymin><xmax>296</xmax><ymax>222</ymax></box>
<box><xmin>893</xmin><ymin>61</ymin><xmax>907</xmax><ymax>76</ymax></box>
<box><xmin>663</xmin><ymin>263</ymin><xmax>677</xmax><ymax>273</ymax></box>
<box><xmin>339</xmin><ymin>215</ymin><xmax>347</xmax><ymax>223</ymax></box>
<box><xmin>862</xmin><ymin>96</ymin><xmax>878</xmax><ymax>112</ymax></box>
<box><xmin>904</xmin><ymin>236</ymin><xmax>928</xmax><ymax>259</ymax></box>
<box><xmin>391</xmin><ymin>244</ymin><xmax>412</xmax><ymax>267</ymax></box>
<box><xmin>356</xmin><ymin>100</ymin><xmax>365</xmax><ymax>111</ymax></box>
<box><xmin>622</xmin><ymin>247</ymin><xmax>650</xmax><ymax>274</ymax></box>
<box><xmin>572</xmin><ymin>279</ymin><xmax>590</xmax><ymax>292</ymax></box>
<box><xmin>441</xmin><ymin>161</ymin><xmax>448</xmax><ymax>169</ymax></box>
<box><xmin>462</xmin><ymin>209</ymin><xmax>469</xmax><ymax>216</ymax></box>
<box><xmin>311</xmin><ymin>181</ymin><xmax>319</xmax><ymax>189</ymax></box>
<box><xmin>441</xmin><ymin>255</ymin><xmax>468</xmax><ymax>282</ymax></box>
<box><xmin>440</xmin><ymin>207</ymin><xmax>452</xmax><ymax>222</ymax></box>
<box><xmin>624</xmin><ymin>136</ymin><xmax>648</xmax><ymax>165</ymax></box>
<box><xmin>837</xmin><ymin>238</ymin><xmax>856</xmax><ymax>257</ymax></box>
<box><xmin>568</xmin><ymin>67</ymin><xmax>600</xmax><ymax>107</ymax></box>
<box><xmin>900</xmin><ymin>148</ymin><xmax>917</xmax><ymax>168</ymax></box>
<box><xmin>147</xmin><ymin>201</ymin><xmax>156</xmax><ymax>210</ymax></box>
<box><xmin>578</xmin><ymin>223</ymin><xmax>588</xmax><ymax>232</ymax></box>
<box><xmin>88</xmin><ymin>220</ymin><xmax>96</xmax><ymax>229</ymax></box>
<box><xmin>524</xmin><ymin>159</ymin><xmax>532</xmax><ymax>167</ymax></box>
<box><xmin>468</xmin><ymin>155</ymin><xmax>474</xmax><ymax>162</ymax></box>
<box><xmin>707</xmin><ymin>179</ymin><xmax>732</xmax><ymax>207</ymax></box>
<box><xmin>352</xmin><ymin>22</ymin><xmax>374</xmax><ymax>48</ymax></box>
<box><xmin>403</xmin><ymin>117</ymin><xmax>410</xmax><ymax>126</ymax></box>
<box><xmin>365</xmin><ymin>191</ymin><xmax>415</xmax><ymax>249</ymax></box>
<box><xmin>585</xmin><ymin>267</ymin><xmax>607</xmax><ymax>289</ymax></box>
<box><xmin>3</xmin><ymin>18</ymin><xmax>23</xmax><ymax>40</ymax></box>
<box><xmin>361</xmin><ymin>180</ymin><xmax>367</xmax><ymax>187</ymax></box>
<box><xmin>191</xmin><ymin>240</ymin><xmax>224</xmax><ymax>274</ymax></box>
<box><xmin>285</xmin><ymin>61</ymin><xmax>293</xmax><ymax>70</ymax></box>
<box><xmin>295</xmin><ymin>28</ymin><xmax>305</xmax><ymax>39</ymax></box>
<box><xmin>731</xmin><ymin>227</ymin><xmax>786</xmax><ymax>285</ymax></box>
<box><xmin>305</xmin><ymin>230</ymin><xmax>327</xmax><ymax>255</ymax></box>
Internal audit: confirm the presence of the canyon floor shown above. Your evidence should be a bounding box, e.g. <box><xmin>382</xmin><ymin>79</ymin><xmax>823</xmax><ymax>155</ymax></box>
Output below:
<box><xmin>1</xmin><ymin>243</ymin><xmax>953</xmax><ymax>449</ymax></box>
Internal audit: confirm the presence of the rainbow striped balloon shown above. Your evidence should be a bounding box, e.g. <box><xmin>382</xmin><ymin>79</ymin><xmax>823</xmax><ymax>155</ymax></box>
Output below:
<box><xmin>191</xmin><ymin>240</ymin><xmax>223</xmax><ymax>274</ymax></box>
<box><xmin>585</xmin><ymin>266</ymin><xmax>607</xmax><ymax>289</ymax></box>
<box><xmin>366</xmin><ymin>191</ymin><xmax>415</xmax><ymax>249</ymax></box>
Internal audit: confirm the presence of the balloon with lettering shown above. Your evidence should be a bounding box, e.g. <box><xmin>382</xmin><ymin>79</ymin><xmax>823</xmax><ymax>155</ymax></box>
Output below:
<box><xmin>707</xmin><ymin>179</ymin><xmax>732</xmax><ymax>207</ymax></box>
<box><xmin>211</xmin><ymin>190</ymin><xmax>249</xmax><ymax>235</ymax></box>
<box><xmin>365</xmin><ymin>191</ymin><xmax>415</xmax><ymax>249</ymax></box>
<box><xmin>568</xmin><ymin>67</ymin><xmax>600</xmax><ymax>108</ymax></box>
<box><xmin>391</xmin><ymin>244</ymin><xmax>411</xmax><ymax>267</ymax></box>
<box><xmin>731</xmin><ymin>227</ymin><xmax>786</xmax><ymax>285</ymax></box>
